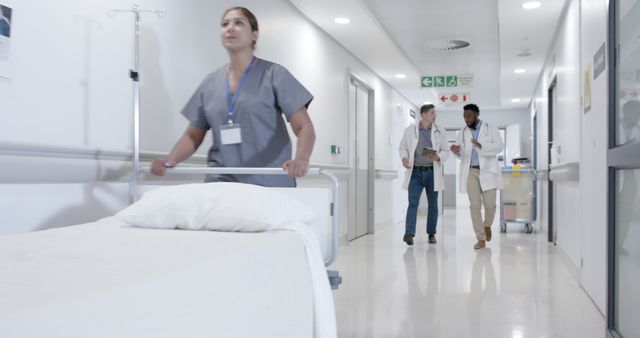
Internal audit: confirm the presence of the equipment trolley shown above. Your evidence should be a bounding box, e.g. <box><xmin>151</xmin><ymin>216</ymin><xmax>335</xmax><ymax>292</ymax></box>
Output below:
<box><xmin>500</xmin><ymin>167</ymin><xmax>536</xmax><ymax>233</ymax></box>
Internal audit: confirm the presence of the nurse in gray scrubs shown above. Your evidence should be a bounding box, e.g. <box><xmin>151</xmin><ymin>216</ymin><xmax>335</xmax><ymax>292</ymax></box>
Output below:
<box><xmin>151</xmin><ymin>6</ymin><xmax>316</xmax><ymax>187</ymax></box>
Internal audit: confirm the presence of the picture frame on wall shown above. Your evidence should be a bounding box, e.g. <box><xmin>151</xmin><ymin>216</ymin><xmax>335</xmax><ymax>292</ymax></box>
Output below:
<box><xmin>0</xmin><ymin>3</ymin><xmax>12</xmax><ymax>80</ymax></box>
<box><xmin>0</xmin><ymin>4</ymin><xmax>12</xmax><ymax>59</ymax></box>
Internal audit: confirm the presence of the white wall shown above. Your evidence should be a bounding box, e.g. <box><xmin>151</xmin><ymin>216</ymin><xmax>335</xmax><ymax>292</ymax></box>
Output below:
<box><xmin>373</xmin><ymin>92</ymin><xmax>417</xmax><ymax>229</ymax></box>
<box><xmin>552</xmin><ymin>0</ymin><xmax>582</xmax><ymax>274</ymax></box>
<box><xmin>0</xmin><ymin>0</ymin><xmax>411</xmax><ymax>235</ymax></box>
<box><xmin>532</xmin><ymin>0</ymin><xmax>582</xmax><ymax>268</ymax></box>
<box><xmin>579</xmin><ymin>0</ymin><xmax>608</xmax><ymax>314</ymax></box>
<box><xmin>0</xmin><ymin>0</ymin><xmax>133</xmax><ymax>148</ymax></box>
<box><xmin>531</xmin><ymin>0</ymin><xmax>607</xmax><ymax>314</ymax></box>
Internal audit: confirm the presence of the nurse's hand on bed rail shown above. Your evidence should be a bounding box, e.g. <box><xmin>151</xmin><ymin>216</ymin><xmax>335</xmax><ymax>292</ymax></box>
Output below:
<box><xmin>282</xmin><ymin>159</ymin><xmax>309</xmax><ymax>178</ymax></box>
<box><xmin>150</xmin><ymin>158</ymin><xmax>176</xmax><ymax>176</ymax></box>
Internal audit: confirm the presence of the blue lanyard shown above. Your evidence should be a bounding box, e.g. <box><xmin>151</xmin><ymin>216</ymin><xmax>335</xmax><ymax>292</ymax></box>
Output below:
<box><xmin>225</xmin><ymin>56</ymin><xmax>256</xmax><ymax>124</ymax></box>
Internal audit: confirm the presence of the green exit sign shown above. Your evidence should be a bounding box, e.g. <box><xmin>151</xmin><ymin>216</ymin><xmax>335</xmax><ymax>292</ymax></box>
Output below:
<box><xmin>421</xmin><ymin>74</ymin><xmax>473</xmax><ymax>88</ymax></box>
<box><xmin>421</xmin><ymin>77</ymin><xmax>433</xmax><ymax>87</ymax></box>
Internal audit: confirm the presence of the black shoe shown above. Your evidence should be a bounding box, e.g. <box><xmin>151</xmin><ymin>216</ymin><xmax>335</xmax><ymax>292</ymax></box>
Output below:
<box><xmin>428</xmin><ymin>234</ymin><xmax>437</xmax><ymax>244</ymax></box>
<box><xmin>403</xmin><ymin>234</ymin><xmax>414</xmax><ymax>246</ymax></box>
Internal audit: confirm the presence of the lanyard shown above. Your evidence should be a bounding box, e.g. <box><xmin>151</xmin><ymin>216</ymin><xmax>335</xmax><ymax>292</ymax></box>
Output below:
<box><xmin>225</xmin><ymin>56</ymin><xmax>256</xmax><ymax>124</ymax></box>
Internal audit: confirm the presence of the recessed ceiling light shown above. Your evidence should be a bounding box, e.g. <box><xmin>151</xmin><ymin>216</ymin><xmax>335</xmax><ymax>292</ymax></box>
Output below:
<box><xmin>511</xmin><ymin>98</ymin><xmax>521</xmax><ymax>103</ymax></box>
<box><xmin>423</xmin><ymin>101</ymin><xmax>432</xmax><ymax>105</ymax></box>
<box><xmin>334</xmin><ymin>17</ymin><xmax>351</xmax><ymax>24</ymax></box>
<box><xmin>522</xmin><ymin>2</ymin><xmax>541</xmax><ymax>10</ymax></box>
<box><xmin>514</xmin><ymin>68</ymin><xmax>526</xmax><ymax>74</ymax></box>
<box><xmin>395</xmin><ymin>73</ymin><xmax>406</xmax><ymax>79</ymax></box>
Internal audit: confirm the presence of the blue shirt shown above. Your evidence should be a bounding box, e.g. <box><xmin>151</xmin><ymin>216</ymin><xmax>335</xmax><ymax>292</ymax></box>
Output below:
<box><xmin>470</xmin><ymin>120</ymin><xmax>482</xmax><ymax>166</ymax></box>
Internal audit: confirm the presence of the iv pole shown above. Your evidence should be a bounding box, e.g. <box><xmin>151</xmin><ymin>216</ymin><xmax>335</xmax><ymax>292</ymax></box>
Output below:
<box><xmin>108</xmin><ymin>5</ymin><xmax>166</xmax><ymax>203</ymax></box>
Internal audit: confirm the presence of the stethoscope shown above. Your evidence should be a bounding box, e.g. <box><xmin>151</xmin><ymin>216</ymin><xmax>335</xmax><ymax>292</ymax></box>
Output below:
<box><xmin>414</xmin><ymin>123</ymin><xmax>442</xmax><ymax>138</ymax></box>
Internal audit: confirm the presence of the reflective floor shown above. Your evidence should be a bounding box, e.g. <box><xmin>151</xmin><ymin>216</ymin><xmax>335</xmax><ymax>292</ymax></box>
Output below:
<box><xmin>332</xmin><ymin>207</ymin><xmax>606</xmax><ymax>338</ymax></box>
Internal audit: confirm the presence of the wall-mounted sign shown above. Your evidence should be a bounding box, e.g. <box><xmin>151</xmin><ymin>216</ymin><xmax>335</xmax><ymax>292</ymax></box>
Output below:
<box><xmin>421</xmin><ymin>74</ymin><xmax>473</xmax><ymax>88</ymax></box>
<box><xmin>439</xmin><ymin>92</ymin><xmax>470</xmax><ymax>105</ymax></box>
<box><xmin>409</xmin><ymin>109</ymin><xmax>416</xmax><ymax>118</ymax></box>
<box><xmin>593</xmin><ymin>42</ymin><xmax>606</xmax><ymax>80</ymax></box>
<box><xmin>584</xmin><ymin>63</ymin><xmax>592</xmax><ymax>113</ymax></box>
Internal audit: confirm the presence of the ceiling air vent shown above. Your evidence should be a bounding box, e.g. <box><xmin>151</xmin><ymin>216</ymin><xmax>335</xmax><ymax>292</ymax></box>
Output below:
<box><xmin>426</xmin><ymin>39</ymin><xmax>471</xmax><ymax>51</ymax></box>
<box><xmin>517</xmin><ymin>48</ymin><xmax>532</xmax><ymax>57</ymax></box>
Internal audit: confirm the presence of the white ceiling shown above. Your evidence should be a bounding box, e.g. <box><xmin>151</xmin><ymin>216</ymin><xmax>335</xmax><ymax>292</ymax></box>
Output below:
<box><xmin>288</xmin><ymin>0</ymin><xmax>568</xmax><ymax>111</ymax></box>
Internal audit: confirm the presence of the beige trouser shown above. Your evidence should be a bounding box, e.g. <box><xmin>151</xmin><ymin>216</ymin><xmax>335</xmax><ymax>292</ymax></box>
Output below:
<box><xmin>467</xmin><ymin>168</ymin><xmax>497</xmax><ymax>241</ymax></box>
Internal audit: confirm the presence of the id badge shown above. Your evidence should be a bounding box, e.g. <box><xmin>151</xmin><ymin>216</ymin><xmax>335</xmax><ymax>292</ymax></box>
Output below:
<box><xmin>220</xmin><ymin>123</ymin><xmax>242</xmax><ymax>145</ymax></box>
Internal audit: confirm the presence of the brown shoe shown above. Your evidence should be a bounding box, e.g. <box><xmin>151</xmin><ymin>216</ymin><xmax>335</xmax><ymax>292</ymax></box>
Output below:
<box><xmin>473</xmin><ymin>240</ymin><xmax>486</xmax><ymax>249</ymax></box>
<box><xmin>484</xmin><ymin>227</ymin><xmax>492</xmax><ymax>242</ymax></box>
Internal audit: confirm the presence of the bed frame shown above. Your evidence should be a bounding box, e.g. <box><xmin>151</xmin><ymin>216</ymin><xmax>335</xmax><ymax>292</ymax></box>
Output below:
<box><xmin>134</xmin><ymin>167</ymin><xmax>343</xmax><ymax>289</ymax></box>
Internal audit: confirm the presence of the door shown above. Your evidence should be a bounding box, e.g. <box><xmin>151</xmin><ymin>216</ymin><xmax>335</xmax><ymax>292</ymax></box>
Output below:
<box><xmin>547</xmin><ymin>78</ymin><xmax>558</xmax><ymax>244</ymax></box>
<box><xmin>442</xmin><ymin>129</ymin><xmax>458</xmax><ymax>208</ymax></box>
<box><xmin>347</xmin><ymin>76</ymin><xmax>374</xmax><ymax>241</ymax></box>
<box><xmin>607</xmin><ymin>2</ymin><xmax>640</xmax><ymax>337</ymax></box>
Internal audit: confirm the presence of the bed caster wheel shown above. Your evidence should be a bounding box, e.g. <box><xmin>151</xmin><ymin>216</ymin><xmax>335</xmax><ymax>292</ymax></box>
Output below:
<box><xmin>328</xmin><ymin>270</ymin><xmax>342</xmax><ymax>290</ymax></box>
<box><xmin>500</xmin><ymin>223</ymin><xmax>507</xmax><ymax>233</ymax></box>
<box><xmin>525</xmin><ymin>223</ymin><xmax>533</xmax><ymax>234</ymax></box>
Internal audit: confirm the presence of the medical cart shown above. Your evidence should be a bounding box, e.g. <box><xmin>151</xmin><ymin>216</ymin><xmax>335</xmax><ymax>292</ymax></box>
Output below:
<box><xmin>500</xmin><ymin>166</ymin><xmax>536</xmax><ymax>233</ymax></box>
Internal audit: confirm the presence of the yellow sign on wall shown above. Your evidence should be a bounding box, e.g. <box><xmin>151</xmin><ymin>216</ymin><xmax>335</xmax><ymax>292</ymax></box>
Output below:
<box><xmin>584</xmin><ymin>63</ymin><xmax>592</xmax><ymax>113</ymax></box>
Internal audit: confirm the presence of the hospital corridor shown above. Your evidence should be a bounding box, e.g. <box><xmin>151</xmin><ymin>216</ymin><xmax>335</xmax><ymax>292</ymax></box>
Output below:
<box><xmin>332</xmin><ymin>208</ymin><xmax>606</xmax><ymax>337</ymax></box>
<box><xmin>0</xmin><ymin>0</ymin><xmax>639</xmax><ymax>338</ymax></box>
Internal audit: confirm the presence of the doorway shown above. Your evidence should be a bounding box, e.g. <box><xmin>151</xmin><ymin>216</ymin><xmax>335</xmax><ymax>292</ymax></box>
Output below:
<box><xmin>607</xmin><ymin>1</ymin><xmax>640</xmax><ymax>336</ymax></box>
<box><xmin>347</xmin><ymin>75</ymin><xmax>375</xmax><ymax>241</ymax></box>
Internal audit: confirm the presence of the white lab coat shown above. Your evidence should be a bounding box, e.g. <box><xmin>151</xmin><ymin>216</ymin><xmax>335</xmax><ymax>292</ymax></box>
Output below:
<box><xmin>452</xmin><ymin>121</ymin><xmax>504</xmax><ymax>193</ymax></box>
<box><xmin>399</xmin><ymin>122</ymin><xmax>449</xmax><ymax>190</ymax></box>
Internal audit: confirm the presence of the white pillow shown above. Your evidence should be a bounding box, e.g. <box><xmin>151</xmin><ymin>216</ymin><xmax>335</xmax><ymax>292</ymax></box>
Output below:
<box><xmin>115</xmin><ymin>182</ymin><xmax>315</xmax><ymax>232</ymax></box>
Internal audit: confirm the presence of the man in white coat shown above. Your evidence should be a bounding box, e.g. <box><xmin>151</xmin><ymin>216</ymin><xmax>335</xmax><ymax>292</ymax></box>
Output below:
<box><xmin>399</xmin><ymin>104</ymin><xmax>449</xmax><ymax>245</ymax></box>
<box><xmin>450</xmin><ymin>103</ymin><xmax>504</xmax><ymax>249</ymax></box>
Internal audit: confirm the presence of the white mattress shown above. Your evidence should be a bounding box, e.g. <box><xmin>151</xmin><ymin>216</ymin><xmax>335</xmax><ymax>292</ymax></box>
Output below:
<box><xmin>0</xmin><ymin>218</ymin><xmax>333</xmax><ymax>338</ymax></box>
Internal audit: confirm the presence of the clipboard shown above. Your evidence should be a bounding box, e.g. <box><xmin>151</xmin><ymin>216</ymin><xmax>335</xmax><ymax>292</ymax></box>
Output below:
<box><xmin>421</xmin><ymin>148</ymin><xmax>437</xmax><ymax>156</ymax></box>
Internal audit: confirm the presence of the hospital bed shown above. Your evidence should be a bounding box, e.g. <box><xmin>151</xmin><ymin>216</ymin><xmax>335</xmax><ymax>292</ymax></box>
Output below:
<box><xmin>0</xmin><ymin>167</ymin><xmax>341</xmax><ymax>338</ymax></box>
<box><xmin>0</xmin><ymin>10</ymin><xmax>339</xmax><ymax>333</ymax></box>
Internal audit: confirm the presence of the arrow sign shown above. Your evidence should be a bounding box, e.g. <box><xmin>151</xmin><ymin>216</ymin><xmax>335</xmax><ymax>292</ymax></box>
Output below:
<box><xmin>439</xmin><ymin>92</ymin><xmax>471</xmax><ymax>105</ymax></box>
<box><xmin>421</xmin><ymin>76</ymin><xmax>434</xmax><ymax>87</ymax></box>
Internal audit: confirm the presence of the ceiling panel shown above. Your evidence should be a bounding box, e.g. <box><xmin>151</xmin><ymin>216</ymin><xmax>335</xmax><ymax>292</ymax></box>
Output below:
<box><xmin>289</xmin><ymin>0</ymin><xmax>568</xmax><ymax>111</ymax></box>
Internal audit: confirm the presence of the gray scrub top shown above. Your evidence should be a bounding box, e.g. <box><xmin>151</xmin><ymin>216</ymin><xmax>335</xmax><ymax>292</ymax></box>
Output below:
<box><xmin>181</xmin><ymin>58</ymin><xmax>313</xmax><ymax>187</ymax></box>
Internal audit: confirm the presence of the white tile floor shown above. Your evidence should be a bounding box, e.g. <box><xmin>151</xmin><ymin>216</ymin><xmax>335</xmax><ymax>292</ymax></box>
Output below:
<box><xmin>331</xmin><ymin>207</ymin><xmax>606</xmax><ymax>338</ymax></box>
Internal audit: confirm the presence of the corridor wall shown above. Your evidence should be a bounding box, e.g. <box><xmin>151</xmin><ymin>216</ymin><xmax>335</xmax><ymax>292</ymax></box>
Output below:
<box><xmin>0</xmin><ymin>0</ymin><xmax>415</xmax><ymax>235</ymax></box>
<box><xmin>530</xmin><ymin>0</ymin><xmax>608</xmax><ymax>314</ymax></box>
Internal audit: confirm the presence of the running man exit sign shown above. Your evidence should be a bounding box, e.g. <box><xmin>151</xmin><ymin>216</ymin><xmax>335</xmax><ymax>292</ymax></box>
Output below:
<box><xmin>421</xmin><ymin>74</ymin><xmax>474</xmax><ymax>88</ymax></box>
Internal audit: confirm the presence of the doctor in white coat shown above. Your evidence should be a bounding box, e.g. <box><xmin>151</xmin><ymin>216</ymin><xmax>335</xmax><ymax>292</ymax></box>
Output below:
<box><xmin>399</xmin><ymin>104</ymin><xmax>449</xmax><ymax>245</ymax></box>
<box><xmin>450</xmin><ymin>103</ymin><xmax>504</xmax><ymax>249</ymax></box>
